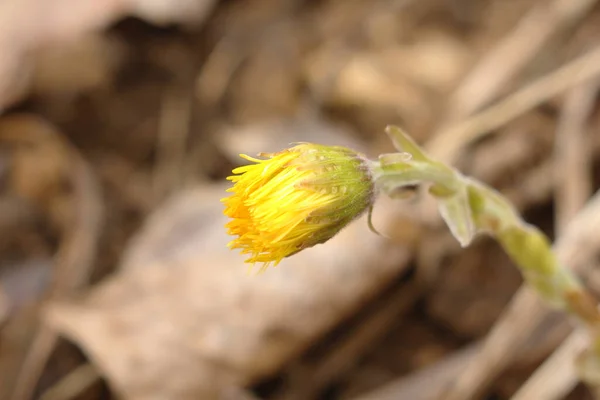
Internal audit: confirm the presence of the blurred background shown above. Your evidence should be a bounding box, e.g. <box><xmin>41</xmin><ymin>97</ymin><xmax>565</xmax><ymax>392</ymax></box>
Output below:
<box><xmin>1</xmin><ymin>0</ymin><xmax>600</xmax><ymax>399</ymax></box>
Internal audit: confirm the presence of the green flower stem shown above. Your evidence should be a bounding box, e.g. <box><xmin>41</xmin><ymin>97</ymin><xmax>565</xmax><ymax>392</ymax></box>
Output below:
<box><xmin>375</xmin><ymin>126</ymin><xmax>600</xmax><ymax>386</ymax></box>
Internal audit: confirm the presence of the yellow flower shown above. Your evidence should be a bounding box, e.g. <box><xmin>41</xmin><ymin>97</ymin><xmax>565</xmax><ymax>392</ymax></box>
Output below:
<box><xmin>222</xmin><ymin>143</ymin><xmax>374</xmax><ymax>270</ymax></box>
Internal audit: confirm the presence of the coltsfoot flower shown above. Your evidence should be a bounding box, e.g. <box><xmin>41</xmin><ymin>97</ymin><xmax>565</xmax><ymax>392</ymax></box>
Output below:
<box><xmin>222</xmin><ymin>143</ymin><xmax>375</xmax><ymax>269</ymax></box>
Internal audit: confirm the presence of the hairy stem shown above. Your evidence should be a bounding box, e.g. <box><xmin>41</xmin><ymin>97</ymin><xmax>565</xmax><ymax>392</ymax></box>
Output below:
<box><xmin>377</xmin><ymin>125</ymin><xmax>600</xmax><ymax>387</ymax></box>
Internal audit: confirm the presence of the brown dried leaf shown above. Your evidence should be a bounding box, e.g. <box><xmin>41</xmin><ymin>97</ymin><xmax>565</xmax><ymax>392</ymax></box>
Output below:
<box><xmin>45</xmin><ymin>183</ymin><xmax>412</xmax><ymax>400</ymax></box>
<box><xmin>0</xmin><ymin>0</ymin><xmax>217</xmax><ymax>109</ymax></box>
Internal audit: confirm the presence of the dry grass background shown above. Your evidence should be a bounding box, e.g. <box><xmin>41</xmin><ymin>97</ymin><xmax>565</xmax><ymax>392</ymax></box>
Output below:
<box><xmin>1</xmin><ymin>0</ymin><xmax>600</xmax><ymax>399</ymax></box>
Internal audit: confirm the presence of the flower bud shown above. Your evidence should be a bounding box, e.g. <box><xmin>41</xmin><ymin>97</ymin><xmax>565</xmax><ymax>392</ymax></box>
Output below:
<box><xmin>222</xmin><ymin>143</ymin><xmax>374</xmax><ymax>269</ymax></box>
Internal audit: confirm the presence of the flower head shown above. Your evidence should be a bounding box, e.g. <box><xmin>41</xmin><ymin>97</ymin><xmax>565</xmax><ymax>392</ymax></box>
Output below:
<box><xmin>222</xmin><ymin>143</ymin><xmax>374</xmax><ymax>270</ymax></box>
